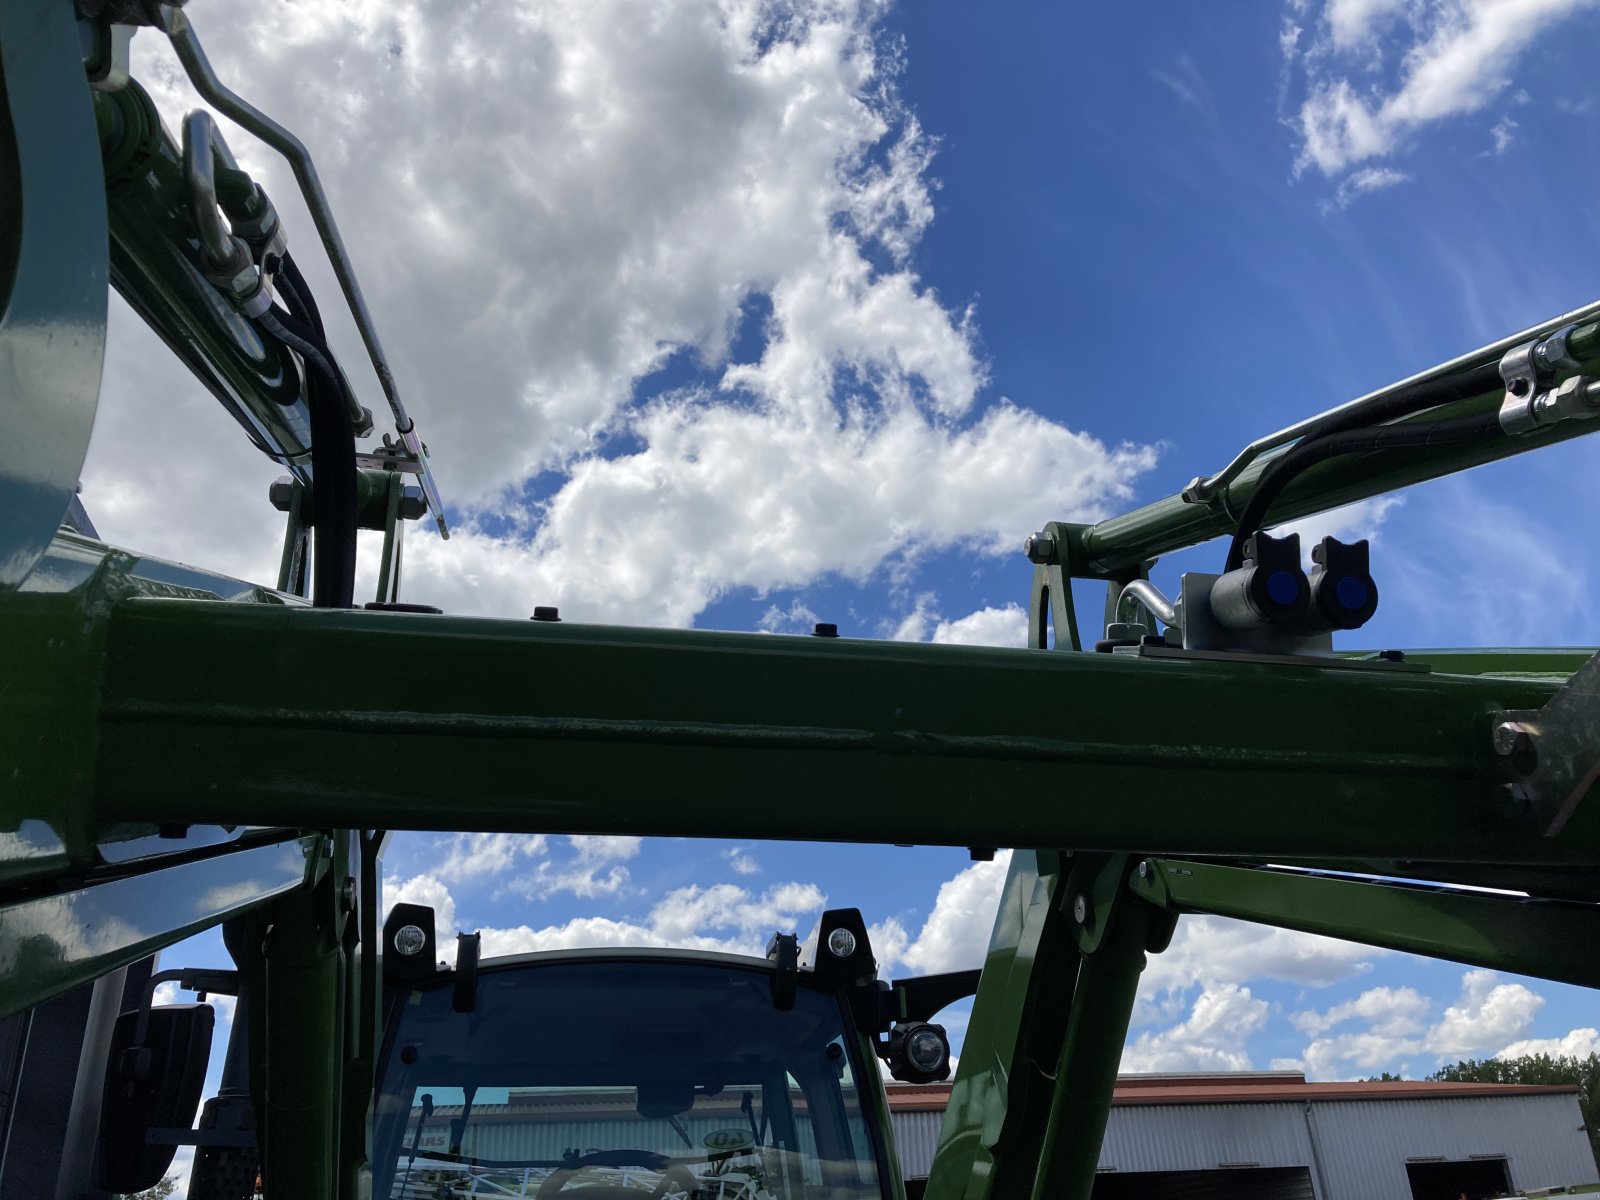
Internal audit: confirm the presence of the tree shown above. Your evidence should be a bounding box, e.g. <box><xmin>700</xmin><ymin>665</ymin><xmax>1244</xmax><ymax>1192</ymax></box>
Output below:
<box><xmin>120</xmin><ymin>1177</ymin><xmax>177</xmax><ymax>1200</ymax></box>
<box><xmin>1428</xmin><ymin>1053</ymin><xmax>1600</xmax><ymax>1170</ymax></box>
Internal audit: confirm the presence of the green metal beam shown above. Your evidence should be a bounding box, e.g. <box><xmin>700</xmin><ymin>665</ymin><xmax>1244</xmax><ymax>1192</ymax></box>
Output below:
<box><xmin>1131</xmin><ymin>858</ymin><xmax>1600</xmax><ymax>989</ymax></box>
<box><xmin>69</xmin><ymin>595</ymin><xmax>1600</xmax><ymax>868</ymax></box>
<box><xmin>924</xmin><ymin>851</ymin><xmax>1080</xmax><ymax>1200</ymax></box>
<box><xmin>1030</xmin><ymin>861</ymin><xmax>1168</xmax><ymax>1200</ymax></box>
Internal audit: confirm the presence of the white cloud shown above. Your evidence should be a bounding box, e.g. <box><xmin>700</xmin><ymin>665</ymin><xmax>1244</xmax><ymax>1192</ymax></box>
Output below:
<box><xmin>1325</xmin><ymin>0</ymin><xmax>1408</xmax><ymax>48</ymax></box>
<box><xmin>1490</xmin><ymin>115</ymin><xmax>1518</xmax><ymax>152</ymax></box>
<box><xmin>1289</xmin><ymin>0</ymin><xmax>1600</xmax><ymax>192</ymax></box>
<box><xmin>1122</xmin><ymin>984</ymin><xmax>1270</xmax><ymax>1073</ymax></box>
<box><xmin>878</xmin><ymin>851</ymin><xmax>1012</xmax><ymax>976</ymax></box>
<box><xmin>384</xmin><ymin>872</ymin><xmax>458</xmax><ymax>937</ymax></box>
<box><xmin>1138</xmin><ymin>915</ymin><xmax>1381</xmax><ymax>1025</ymax></box>
<box><xmin>501</xmin><ymin>835</ymin><xmax>645</xmax><ymax>900</ymax></box>
<box><xmin>1295</xmin><ymin>969</ymin><xmax>1546</xmax><ymax>1079</ymax></box>
<box><xmin>1328</xmin><ymin>165</ymin><xmax>1411</xmax><ymax>209</ymax></box>
<box><xmin>1499</xmin><ymin>1027</ymin><xmax>1600</xmax><ymax>1059</ymax></box>
<box><xmin>727</xmin><ymin>847</ymin><xmax>761</xmax><ymax>876</ymax></box>
<box><xmin>479</xmin><ymin>879</ymin><xmax>827</xmax><ymax>959</ymax></box>
<box><xmin>1292</xmin><ymin>985</ymin><xmax>1428</xmax><ymax>1036</ymax></box>
<box><xmin>1428</xmin><ymin>968</ymin><xmax>1543</xmax><ymax>1056</ymax></box>
<box><xmin>85</xmin><ymin>0</ymin><xmax>1155</xmax><ymax>627</ymax></box>
<box><xmin>931</xmin><ymin>604</ymin><xmax>1028</xmax><ymax>648</ymax></box>
<box><xmin>433</xmin><ymin>833</ymin><xmax>548</xmax><ymax>882</ymax></box>
<box><xmin>891</xmin><ymin>597</ymin><xmax>1028</xmax><ymax>648</ymax></box>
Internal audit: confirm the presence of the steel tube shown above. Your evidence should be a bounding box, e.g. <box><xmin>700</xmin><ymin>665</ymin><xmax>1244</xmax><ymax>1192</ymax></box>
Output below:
<box><xmin>1114</xmin><ymin>578</ymin><xmax>1178</xmax><ymax>628</ymax></box>
<box><xmin>180</xmin><ymin>111</ymin><xmax>239</xmax><ymax>270</ymax></box>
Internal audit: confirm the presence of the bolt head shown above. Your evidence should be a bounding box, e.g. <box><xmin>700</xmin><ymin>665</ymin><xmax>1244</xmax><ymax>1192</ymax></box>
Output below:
<box><xmin>1072</xmin><ymin>893</ymin><xmax>1091</xmax><ymax>926</ymax></box>
<box><xmin>1024</xmin><ymin>533</ymin><xmax>1055</xmax><ymax>564</ymax></box>
<box><xmin>1137</xmin><ymin>860</ymin><xmax>1150</xmax><ymax>880</ymax></box>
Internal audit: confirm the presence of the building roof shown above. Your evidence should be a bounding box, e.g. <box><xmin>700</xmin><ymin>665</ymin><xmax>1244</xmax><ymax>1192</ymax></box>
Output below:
<box><xmin>884</xmin><ymin>1072</ymin><xmax>1580</xmax><ymax>1112</ymax></box>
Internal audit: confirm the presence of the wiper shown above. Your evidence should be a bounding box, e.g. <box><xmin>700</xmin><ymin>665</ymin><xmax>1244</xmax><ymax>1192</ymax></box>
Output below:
<box><xmin>740</xmin><ymin>1090</ymin><xmax>767</xmax><ymax>1147</ymax></box>
<box><xmin>450</xmin><ymin>1084</ymin><xmax>478</xmax><ymax>1155</ymax></box>
<box><xmin>399</xmin><ymin>1093</ymin><xmax>434</xmax><ymax>1197</ymax></box>
<box><xmin>408</xmin><ymin>1147</ymin><xmax>565</xmax><ymax>1170</ymax></box>
<box><xmin>667</xmin><ymin>1113</ymin><xmax>693</xmax><ymax>1149</ymax></box>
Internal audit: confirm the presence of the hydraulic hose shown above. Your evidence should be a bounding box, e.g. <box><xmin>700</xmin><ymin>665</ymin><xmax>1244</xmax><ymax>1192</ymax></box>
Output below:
<box><xmin>277</xmin><ymin>252</ymin><xmax>325</xmax><ymax>337</ymax></box>
<box><xmin>1224</xmin><ymin>408</ymin><xmax>1504</xmax><ymax>570</ymax></box>
<box><xmin>254</xmin><ymin>305</ymin><xmax>358</xmax><ymax>607</ymax></box>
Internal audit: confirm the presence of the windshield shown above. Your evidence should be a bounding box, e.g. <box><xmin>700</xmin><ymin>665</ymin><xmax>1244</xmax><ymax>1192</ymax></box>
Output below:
<box><xmin>374</xmin><ymin>957</ymin><xmax>889</xmax><ymax>1200</ymax></box>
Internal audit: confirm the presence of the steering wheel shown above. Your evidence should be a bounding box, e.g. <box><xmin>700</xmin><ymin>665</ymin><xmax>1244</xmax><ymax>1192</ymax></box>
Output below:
<box><xmin>535</xmin><ymin>1158</ymin><xmax>697</xmax><ymax>1199</ymax></box>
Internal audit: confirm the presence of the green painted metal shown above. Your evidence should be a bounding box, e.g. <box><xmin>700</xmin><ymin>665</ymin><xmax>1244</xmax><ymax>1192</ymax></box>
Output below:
<box><xmin>7</xmin><ymin>8</ymin><xmax>1600</xmax><ymax>1199</ymax></box>
<box><xmin>1132</xmin><ymin>858</ymin><xmax>1600</xmax><ymax>989</ymax></box>
<box><xmin>262</xmin><ymin>874</ymin><xmax>343</xmax><ymax>1194</ymax></box>
<box><xmin>1075</xmin><ymin>384</ymin><xmax>1600</xmax><ymax>576</ymax></box>
<box><xmin>0</xmin><ymin>0</ymin><xmax>108</xmax><ymax>593</ymax></box>
<box><xmin>42</xmin><ymin>595</ymin><xmax>1600</xmax><ymax>869</ymax></box>
<box><xmin>0</xmin><ymin>830</ymin><xmax>318</xmax><ymax>1018</ymax></box>
<box><xmin>1032</xmin><ymin>861</ymin><xmax>1169</xmax><ymax>1199</ymax></box>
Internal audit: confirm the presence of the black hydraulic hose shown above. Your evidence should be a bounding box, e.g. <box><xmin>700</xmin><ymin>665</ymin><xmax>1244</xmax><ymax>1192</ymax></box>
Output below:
<box><xmin>278</xmin><ymin>251</ymin><xmax>325</xmax><ymax>338</ymax></box>
<box><xmin>1223</xmin><ymin>361</ymin><xmax>1504</xmax><ymax>571</ymax></box>
<box><xmin>254</xmin><ymin>304</ymin><xmax>358</xmax><ymax>607</ymax></box>
<box><xmin>1224</xmin><ymin>408</ymin><xmax>1504</xmax><ymax>570</ymax></box>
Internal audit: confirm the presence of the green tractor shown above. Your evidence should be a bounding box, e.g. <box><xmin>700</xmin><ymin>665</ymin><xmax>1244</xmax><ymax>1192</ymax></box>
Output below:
<box><xmin>8</xmin><ymin>2</ymin><xmax>1600</xmax><ymax>1198</ymax></box>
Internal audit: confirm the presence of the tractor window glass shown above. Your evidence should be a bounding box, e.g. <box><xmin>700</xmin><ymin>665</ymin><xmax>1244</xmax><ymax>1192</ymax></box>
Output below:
<box><xmin>374</xmin><ymin>959</ymin><xmax>888</xmax><ymax>1199</ymax></box>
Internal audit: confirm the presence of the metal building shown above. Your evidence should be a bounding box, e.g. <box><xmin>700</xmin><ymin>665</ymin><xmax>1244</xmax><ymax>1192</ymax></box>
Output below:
<box><xmin>887</xmin><ymin>1073</ymin><xmax>1600</xmax><ymax>1200</ymax></box>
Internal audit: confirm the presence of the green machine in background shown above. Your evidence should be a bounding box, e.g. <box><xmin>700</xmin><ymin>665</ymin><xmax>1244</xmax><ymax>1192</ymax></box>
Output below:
<box><xmin>7</xmin><ymin>2</ymin><xmax>1600</xmax><ymax>1198</ymax></box>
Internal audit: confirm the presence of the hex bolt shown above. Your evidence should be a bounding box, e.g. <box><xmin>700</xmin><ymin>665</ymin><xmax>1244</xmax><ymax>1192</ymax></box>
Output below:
<box><xmin>1377</xmin><ymin>649</ymin><xmax>1405</xmax><ymax>663</ymax></box>
<box><xmin>1072</xmin><ymin>893</ymin><xmax>1093</xmax><ymax>927</ymax></box>
<box><xmin>1492</xmin><ymin>721</ymin><xmax>1539</xmax><ymax>776</ymax></box>
<box><xmin>1024</xmin><ymin>533</ymin><xmax>1055</xmax><ymax>564</ymax></box>
<box><xmin>1136</xmin><ymin>860</ymin><xmax>1150</xmax><ymax>881</ymax></box>
<box><xmin>531</xmin><ymin>606</ymin><xmax>561</xmax><ymax>622</ymax></box>
<box><xmin>812</xmin><ymin>623</ymin><xmax>839</xmax><ymax>638</ymax></box>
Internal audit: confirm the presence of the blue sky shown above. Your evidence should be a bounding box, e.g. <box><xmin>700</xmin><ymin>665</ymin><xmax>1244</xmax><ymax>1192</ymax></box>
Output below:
<box><xmin>95</xmin><ymin>0</ymin><xmax>1600</xmax><ymax>1176</ymax></box>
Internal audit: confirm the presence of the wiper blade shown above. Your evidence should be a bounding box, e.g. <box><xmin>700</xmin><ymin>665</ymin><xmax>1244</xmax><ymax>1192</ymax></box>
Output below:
<box><xmin>409</xmin><ymin>1148</ymin><xmax>565</xmax><ymax>1170</ymax></box>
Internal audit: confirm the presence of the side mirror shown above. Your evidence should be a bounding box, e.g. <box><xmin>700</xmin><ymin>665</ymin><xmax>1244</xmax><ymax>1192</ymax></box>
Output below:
<box><xmin>95</xmin><ymin>1003</ymin><xmax>214</xmax><ymax>1193</ymax></box>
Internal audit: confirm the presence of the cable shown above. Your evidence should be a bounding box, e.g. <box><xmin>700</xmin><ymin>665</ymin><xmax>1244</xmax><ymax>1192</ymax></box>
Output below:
<box><xmin>1224</xmin><ymin>362</ymin><xmax>1504</xmax><ymax>571</ymax></box>
<box><xmin>278</xmin><ymin>251</ymin><xmax>325</xmax><ymax>338</ymax></box>
<box><xmin>1224</xmin><ymin>409</ymin><xmax>1504</xmax><ymax>571</ymax></box>
<box><xmin>255</xmin><ymin>304</ymin><xmax>358</xmax><ymax>607</ymax></box>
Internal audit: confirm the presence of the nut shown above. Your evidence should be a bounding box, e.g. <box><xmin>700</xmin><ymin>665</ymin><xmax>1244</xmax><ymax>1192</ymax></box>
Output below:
<box><xmin>1024</xmin><ymin>532</ymin><xmax>1055</xmax><ymax>564</ymax></box>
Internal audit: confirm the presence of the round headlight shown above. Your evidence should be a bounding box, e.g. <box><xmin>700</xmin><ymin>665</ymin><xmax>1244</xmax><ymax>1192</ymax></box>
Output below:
<box><xmin>826</xmin><ymin>927</ymin><xmax>858</xmax><ymax>958</ymax></box>
<box><xmin>906</xmin><ymin>1025</ymin><xmax>948</xmax><ymax>1075</ymax></box>
<box><xmin>393</xmin><ymin>924</ymin><xmax>428</xmax><ymax>957</ymax></box>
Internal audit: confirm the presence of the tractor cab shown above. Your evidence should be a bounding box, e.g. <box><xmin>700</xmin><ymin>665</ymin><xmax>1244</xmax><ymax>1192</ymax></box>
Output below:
<box><xmin>373</xmin><ymin>906</ymin><xmax>977</xmax><ymax>1200</ymax></box>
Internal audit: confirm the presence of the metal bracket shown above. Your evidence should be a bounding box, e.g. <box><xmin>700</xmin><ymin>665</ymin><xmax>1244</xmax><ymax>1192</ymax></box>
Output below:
<box><xmin>1025</xmin><ymin>524</ymin><xmax>1083</xmax><ymax>651</ymax></box>
<box><xmin>1493</xmin><ymin>649</ymin><xmax>1600</xmax><ymax>835</ymax></box>
<box><xmin>374</xmin><ymin>470</ymin><xmax>407</xmax><ymax>605</ymax></box>
<box><xmin>1498</xmin><ymin>333</ymin><xmax>1600</xmax><ymax>435</ymax></box>
<box><xmin>273</xmin><ymin>477</ymin><xmax>310</xmax><ymax>598</ymax></box>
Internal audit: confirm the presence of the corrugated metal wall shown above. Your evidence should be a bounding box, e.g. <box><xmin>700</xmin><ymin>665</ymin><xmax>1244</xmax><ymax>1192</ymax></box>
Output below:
<box><xmin>893</xmin><ymin>1094</ymin><xmax>1600</xmax><ymax>1199</ymax></box>
<box><xmin>892</xmin><ymin>1111</ymin><xmax>944</xmax><ymax>1180</ymax></box>
<box><xmin>1311</xmin><ymin>1094</ymin><xmax>1598</xmax><ymax>1200</ymax></box>
<box><xmin>1098</xmin><ymin>1103</ymin><xmax>1315</xmax><ymax>1174</ymax></box>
